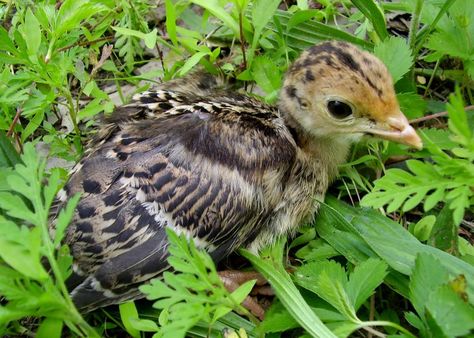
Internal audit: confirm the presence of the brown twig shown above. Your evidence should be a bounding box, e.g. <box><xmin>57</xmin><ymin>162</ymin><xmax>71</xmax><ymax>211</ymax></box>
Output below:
<box><xmin>6</xmin><ymin>107</ymin><xmax>22</xmax><ymax>137</ymax></box>
<box><xmin>409</xmin><ymin>105</ymin><xmax>474</xmax><ymax>124</ymax></box>
<box><xmin>238</xmin><ymin>11</ymin><xmax>247</xmax><ymax>71</ymax></box>
<box><xmin>57</xmin><ymin>36</ymin><xmax>114</xmax><ymax>53</ymax></box>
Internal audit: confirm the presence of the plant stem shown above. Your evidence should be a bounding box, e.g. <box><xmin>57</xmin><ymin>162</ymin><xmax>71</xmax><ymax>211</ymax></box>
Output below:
<box><xmin>362</xmin><ymin>320</ymin><xmax>417</xmax><ymax>338</ymax></box>
<box><xmin>423</xmin><ymin>58</ymin><xmax>441</xmax><ymax>97</ymax></box>
<box><xmin>408</xmin><ymin>0</ymin><xmax>423</xmax><ymax>83</ymax></box>
<box><xmin>408</xmin><ymin>0</ymin><xmax>423</xmax><ymax>52</ymax></box>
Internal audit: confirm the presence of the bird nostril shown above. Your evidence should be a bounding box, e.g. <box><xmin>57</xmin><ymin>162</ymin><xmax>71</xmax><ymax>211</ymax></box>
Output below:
<box><xmin>386</xmin><ymin>116</ymin><xmax>408</xmax><ymax>132</ymax></box>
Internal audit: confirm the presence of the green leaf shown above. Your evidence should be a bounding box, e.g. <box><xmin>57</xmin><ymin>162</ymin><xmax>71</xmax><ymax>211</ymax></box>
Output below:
<box><xmin>119</xmin><ymin>302</ymin><xmax>140</xmax><ymax>338</ymax></box>
<box><xmin>296</xmin><ymin>260</ymin><xmax>358</xmax><ymax>322</ymax></box>
<box><xmin>263</xmin><ymin>10</ymin><xmax>373</xmax><ymax>51</ymax></box>
<box><xmin>409</xmin><ymin>253</ymin><xmax>450</xmax><ymax>317</ymax></box>
<box><xmin>55</xmin><ymin>0</ymin><xmax>108</xmax><ymax>37</ymax></box>
<box><xmin>0</xmin><ymin>26</ymin><xmax>17</xmax><ymax>54</ymax></box>
<box><xmin>53</xmin><ymin>193</ymin><xmax>80</xmax><ymax>246</ymax></box>
<box><xmin>446</xmin><ymin>87</ymin><xmax>472</xmax><ymax>145</ymax></box>
<box><xmin>426</xmin><ymin>284</ymin><xmax>474</xmax><ymax>336</ymax></box>
<box><xmin>427</xmin><ymin>206</ymin><xmax>458</xmax><ymax>254</ymax></box>
<box><xmin>251</xmin><ymin>0</ymin><xmax>281</xmax><ymax>48</ymax></box>
<box><xmin>230</xmin><ymin>279</ymin><xmax>256</xmax><ymax>305</ymax></box>
<box><xmin>374</xmin><ymin>36</ymin><xmax>413</xmax><ymax>83</ymax></box>
<box><xmin>112</xmin><ymin>26</ymin><xmax>157</xmax><ymax>49</ymax></box>
<box><xmin>22</xmin><ymin>8</ymin><xmax>42</xmax><ymax>57</ymax></box>
<box><xmin>397</xmin><ymin>92</ymin><xmax>426</xmax><ymax>119</ymax></box>
<box><xmin>0</xmin><ymin>132</ymin><xmax>21</xmax><ymax>168</ymax></box>
<box><xmin>178</xmin><ymin>51</ymin><xmax>209</xmax><ymax>76</ymax></box>
<box><xmin>165</xmin><ymin>0</ymin><xmax>178</xmax><ymax>46</ymax></box>
<box><xmin>241</xmin><ymin>241</ymin><xmax>337</xmax><ymax>338</ymax></box>
<box><xmin>350</xmin><ymin>0</ymin><xmax>388</xmax><ymax>40</ymax></box>
<box><xmin>191</xmin><ymin>0</ymin><xmax>239</xmax><ymax>35</ymax></box>
<box><xmin>347</xmin><ymin>258</ymin><xmax>388</xmax><ymax>311</ymax></box>
<box><xmin>129</xmin><ymin>318</ymin><xmax>159</xmax><ymax>332</ymax></box>
<box><xmin>0</xmin><ymin>218</ymin><xmax>48</xmax><ymax>280</ymax></box>
<box><xmin>318</xmin><ymin>196</ymin><xmax>474</xmax><ymax>300</ymax></box>
<box><xmin>251</xmin><ymin>55</ymin><xmax>282</xmax><ymax>98</ymax></box>
<box><xmin>411</xmin><ymin>215</ymin><xmax>436</xmax><ymax>242</ymax></box>
<box><xmin>286</xmin><ymin>10</ymin><xmax>319</xmax><ymax>33</ymax></box>
<box><xmin>36</xmin><ymin>317</ymin><xmax>63</xmax><ymax>338</ymax></box>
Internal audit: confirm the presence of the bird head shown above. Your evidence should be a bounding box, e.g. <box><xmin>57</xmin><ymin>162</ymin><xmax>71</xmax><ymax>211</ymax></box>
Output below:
<box><xmin>279</xmin><ymin>41</ymin><xmax>422</xmax><ymax>149</ymax></box>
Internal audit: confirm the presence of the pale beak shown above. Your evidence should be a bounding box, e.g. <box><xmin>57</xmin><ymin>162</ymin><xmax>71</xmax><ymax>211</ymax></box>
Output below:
<box><xmin>369</xmin><ymin>114</ymin><xmax>423</xmax><ymax>150</ymax></box>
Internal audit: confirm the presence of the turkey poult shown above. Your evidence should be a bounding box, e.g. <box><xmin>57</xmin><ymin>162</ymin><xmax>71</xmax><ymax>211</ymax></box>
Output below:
<box><xmin>54</xmin><ymin>41</ymin><xmax>422</xmax><ymax>312</ymax></box>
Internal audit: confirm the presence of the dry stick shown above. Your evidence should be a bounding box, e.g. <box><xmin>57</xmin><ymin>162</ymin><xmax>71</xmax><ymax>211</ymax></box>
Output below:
<box><xmin>6</xmin><ymin>107</ymin><xmax>22</xmax><ymax>137</ymax></box>
<box><xmin>57</xmin><ymin>36</ymin><xmax>114</xmax><ymax>53</ymax></box>
<box><xmin>238</xmin><ymin>11</ymin><xmax>247</xmax><ymax>71</ymax></box>
<box><xmin>409</xmin><ymin>105</ymin><xmax>474</xmax><ymax>124</ymax></box>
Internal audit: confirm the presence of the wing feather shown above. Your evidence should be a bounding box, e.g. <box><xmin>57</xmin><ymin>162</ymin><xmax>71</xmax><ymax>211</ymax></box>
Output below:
<box><xmin>61</xmin><ymin>88</ymin><xmax>297</xmax><ymax>311</ymax></box>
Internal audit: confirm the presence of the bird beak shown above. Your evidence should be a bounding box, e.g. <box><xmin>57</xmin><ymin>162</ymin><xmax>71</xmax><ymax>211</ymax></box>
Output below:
<box><xmin>369</xmin><ymin>113</ymin><xmax>423</xmax><ymax>150</ymax></box>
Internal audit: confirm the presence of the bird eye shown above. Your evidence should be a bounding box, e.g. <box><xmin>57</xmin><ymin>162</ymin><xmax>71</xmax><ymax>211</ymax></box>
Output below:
<box><xmin>327</xmin><ymin>100</ymin><xmax>353</xmax><ymax>119</ymax></box>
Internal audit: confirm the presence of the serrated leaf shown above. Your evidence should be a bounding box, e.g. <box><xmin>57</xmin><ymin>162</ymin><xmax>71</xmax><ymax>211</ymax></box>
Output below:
<box><xmin>347</xmin><ymin>258</ymin><xmax>388</xmax><ymax>311</ymax></box>
<box><xmin>296</xmin><ymin>260</ymin><xmax>358</xmax><ymax>322</ymax></box>
<box><xmin>397</xmin><ymin>92</ymin><xmax>426</xmax><ymax>119</ymax></box>
<box><xmin>251</xmin><ymin>55</ymin><xmax>282</xmax><ymax>98</ymax></box>
<box><xmin>374</xmin><ymin>36</ymin><xmax>413</xmax><ymax>83</ymax></box>
<box><xmin>409</xmin><ymin>253</ymin><xmax>449</xmax><ymax>317</ymax></box>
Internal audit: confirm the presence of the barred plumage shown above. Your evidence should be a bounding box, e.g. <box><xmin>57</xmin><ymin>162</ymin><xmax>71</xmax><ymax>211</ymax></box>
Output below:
<box><xmin>54</xmin><ymin>41</ymin><xmax>422</xmax><ymax>312</ymax></box>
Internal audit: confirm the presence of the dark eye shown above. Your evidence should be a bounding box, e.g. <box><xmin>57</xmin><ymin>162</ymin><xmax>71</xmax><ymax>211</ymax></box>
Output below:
<box><xmin>327</xmin><ymin>100</ymin><xmax>353</xmax><ymax>119</ymax></box>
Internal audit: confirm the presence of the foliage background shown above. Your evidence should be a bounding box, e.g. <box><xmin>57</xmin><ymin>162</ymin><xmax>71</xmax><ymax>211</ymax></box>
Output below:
<box><xmin>0</xmin><ymin>0</ymin><xmax>473</xmax><ymax>337</ymax></box>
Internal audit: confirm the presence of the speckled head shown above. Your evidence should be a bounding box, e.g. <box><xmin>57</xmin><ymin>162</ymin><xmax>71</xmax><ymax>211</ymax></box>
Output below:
<box><xmin>280</xmin><ymin>40</ymin><xmax>422</xmax><ymax>149</ymax></box>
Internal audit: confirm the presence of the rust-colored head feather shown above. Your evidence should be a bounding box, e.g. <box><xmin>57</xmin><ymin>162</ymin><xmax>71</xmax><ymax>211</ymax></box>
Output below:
<box><xmin>280</xmin><ymin>41</ymin><xmax>422</xmax><ymax>149</ymax></box>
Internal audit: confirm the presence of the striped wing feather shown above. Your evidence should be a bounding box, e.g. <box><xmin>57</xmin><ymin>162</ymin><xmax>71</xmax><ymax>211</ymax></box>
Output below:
<box><xmin>62</xmin><ymin>89</ymin><xmax>296</xmax><ymax>311</ymax></box>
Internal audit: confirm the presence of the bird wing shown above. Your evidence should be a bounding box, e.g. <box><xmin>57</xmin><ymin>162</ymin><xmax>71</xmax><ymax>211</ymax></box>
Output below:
<box><xmin>60</xmin><ymin>89</ymin><xmax>296</xmax><ymax>311</ymax></box>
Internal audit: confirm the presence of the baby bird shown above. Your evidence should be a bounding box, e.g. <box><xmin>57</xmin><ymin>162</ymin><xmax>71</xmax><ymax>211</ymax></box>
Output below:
<box><xmin>56</xmin><ymin>41</ymin><xmax>422</xmax><ymax>312</ymax></box>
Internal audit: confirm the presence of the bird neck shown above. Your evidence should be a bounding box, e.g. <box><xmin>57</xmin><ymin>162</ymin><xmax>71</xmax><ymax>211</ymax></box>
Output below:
<box><xmin>281</xmin><ymin>110</ymin><xmax>351</xmax><ymax>181</ymax></box>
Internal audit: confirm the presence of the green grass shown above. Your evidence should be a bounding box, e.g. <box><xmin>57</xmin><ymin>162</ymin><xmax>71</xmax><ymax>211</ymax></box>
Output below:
<box><xmin>1</xmin><ymin>0</ymin><xmax>474</xmax><ymax>337</ymax></box>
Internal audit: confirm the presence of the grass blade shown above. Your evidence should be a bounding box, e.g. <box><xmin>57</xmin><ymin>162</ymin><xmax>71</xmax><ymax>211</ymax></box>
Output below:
<box><xmin>241</xmin><ymin>241</ymin><xmax>337</xmax><ymax>338</ymax></box>
<box><xmin>349</xmin><ymin>0</ymin><xmax>388</xmax><ymax>41</ymax></box>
